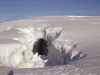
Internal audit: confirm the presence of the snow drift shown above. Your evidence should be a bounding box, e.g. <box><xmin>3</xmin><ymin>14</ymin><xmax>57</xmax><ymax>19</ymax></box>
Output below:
<box><xmin>0</xmin><ymin>24</ymin><xmax>86</xmax><ymax>68</ymax></box>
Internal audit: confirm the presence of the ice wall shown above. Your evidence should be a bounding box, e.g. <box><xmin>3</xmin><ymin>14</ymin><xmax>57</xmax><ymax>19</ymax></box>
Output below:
<box><xmin>0</xmin><ymin>25</ymin><xmax>86</xmax><ymax>68</ymax></box>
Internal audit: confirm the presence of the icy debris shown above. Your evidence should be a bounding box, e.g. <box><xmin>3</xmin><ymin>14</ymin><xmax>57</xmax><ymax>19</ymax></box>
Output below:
<box><xmin>53</xmin><ymin>39</ymin><xmax>76</xmax><ymax>51</ymax></box>
<box><xmin>31</xmin><ymin>53</ymin><xmax>47</xmax><ymax>68</ymax></box>
<box><xmin>70</xmin><ymin>51</ymin><xmax>87</xmax><ymax>61</ymax></box>
<box><xmin>13</xmin><ymin>26</ymin><xmax>45</xmax><ymax>50</ymax></box>
<box><xmin>70</xmin><ymin>51</ymin><xmax>82</xmax><ymax>61</ymax></box>
<box><xmin>47</xmin><ymin>39</ymin><xmax>81</xmax><ymax>65</ymax></box>
<box><xmin>23</xmin><ymin>50</ymin><xmax>33</xmax><ymax>62</ymax></box>
<box><xmin>18</xmin><ymin>53</ymin><xmax>47</xmax><ymax>68</ymax></box>
<box><xmin>46</xmin><ymin>27</ymin><xmax>62</xmax><ymax>45</ymax></box>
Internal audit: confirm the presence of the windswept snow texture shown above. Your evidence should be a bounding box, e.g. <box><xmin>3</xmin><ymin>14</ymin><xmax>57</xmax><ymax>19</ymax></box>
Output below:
<box><xmin>0</xmin><ymin>16</ymin><xmax>100</xmax><ymax>75</ymax></box>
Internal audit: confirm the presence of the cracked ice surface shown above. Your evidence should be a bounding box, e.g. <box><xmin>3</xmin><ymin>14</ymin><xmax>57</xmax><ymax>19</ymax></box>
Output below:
<box><xmin>0</xmin><ymin>25</ymin><xmax>85</xmax><ymax>68</ymax></box>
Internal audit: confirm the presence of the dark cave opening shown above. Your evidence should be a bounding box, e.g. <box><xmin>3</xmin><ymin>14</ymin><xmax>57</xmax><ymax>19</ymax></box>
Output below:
<box><xmin>32</xmin><ymin>38</ymin><xmax>48</xmax><ymax>56</ymax></box>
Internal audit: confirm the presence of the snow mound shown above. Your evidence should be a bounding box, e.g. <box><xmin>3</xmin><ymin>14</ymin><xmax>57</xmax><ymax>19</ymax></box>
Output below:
<box><xmin>0</xmin><ymin>25</ymin><xmax>86</xmax><ymax>68</ymax></box>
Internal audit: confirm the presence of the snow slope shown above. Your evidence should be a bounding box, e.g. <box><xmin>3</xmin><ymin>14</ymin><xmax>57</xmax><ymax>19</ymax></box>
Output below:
<box><xmin>0</xmin><ymin>16</ymin><xmax>100</xmax><ymax>75</ymax></box>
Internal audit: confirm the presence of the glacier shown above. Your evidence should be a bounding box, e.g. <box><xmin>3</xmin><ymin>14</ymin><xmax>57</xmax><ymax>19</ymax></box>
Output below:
<box><xmin>0</xmin><ymin>24</ymin><xmax>86</xmax><ymax>68</ymax></box>
<box><xmin>0</xmin><ymin>16</ymin><xmax>100</xmax><ymax>75</ymax></box>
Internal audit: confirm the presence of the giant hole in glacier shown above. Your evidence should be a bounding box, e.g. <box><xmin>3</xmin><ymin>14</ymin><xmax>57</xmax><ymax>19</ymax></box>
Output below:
<box><xmin>0</xmin><ymin>26</ymin><xmax>87</xmax><ymax>68</ymax></box>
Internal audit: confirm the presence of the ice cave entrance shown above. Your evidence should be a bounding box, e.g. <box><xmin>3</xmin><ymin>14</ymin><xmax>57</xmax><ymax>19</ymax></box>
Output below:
<box><xmin>32</xmin><ymin>38</ymin><xmax>48</xmax><ymax>56</ymax></box>
<box><xmin>0</xmin><ymin>26</ymin><xmax>86</xmax><ymax>68</ymax></box>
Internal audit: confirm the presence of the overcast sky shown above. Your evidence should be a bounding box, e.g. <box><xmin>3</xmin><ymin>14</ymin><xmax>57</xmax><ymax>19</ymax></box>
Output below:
<box><xmin>0</xmin><ymin>0</ymin><xmax>100</xmax><ymax>23</ymax></box>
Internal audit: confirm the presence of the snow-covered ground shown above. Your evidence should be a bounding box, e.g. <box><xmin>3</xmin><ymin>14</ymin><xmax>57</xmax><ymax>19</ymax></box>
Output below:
<box><xmin>0</xmin><ymin>16</ymin><xmax>100</xmax><ymax>75</ymax></box>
